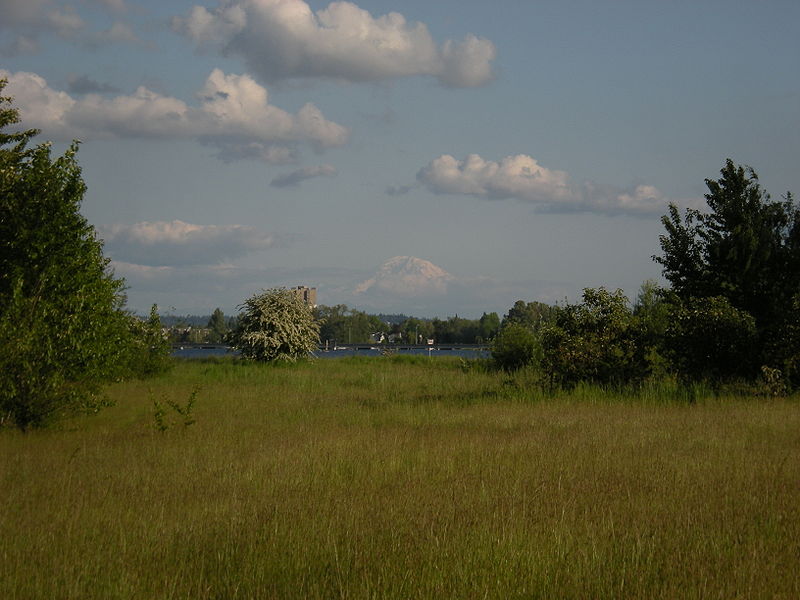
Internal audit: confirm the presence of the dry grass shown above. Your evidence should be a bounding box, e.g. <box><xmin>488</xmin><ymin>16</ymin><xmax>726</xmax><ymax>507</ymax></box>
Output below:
<box><xmin>1</xmin><ymin>357</ymin><xmax>799</xmax><ymax>598</ymax></box>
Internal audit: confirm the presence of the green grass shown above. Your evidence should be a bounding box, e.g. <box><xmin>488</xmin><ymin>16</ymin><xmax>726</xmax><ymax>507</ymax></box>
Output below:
<box><xmin>2</xmin><ymin>357</ymin><xmax>799</xmax><ymax>598</ymax></box>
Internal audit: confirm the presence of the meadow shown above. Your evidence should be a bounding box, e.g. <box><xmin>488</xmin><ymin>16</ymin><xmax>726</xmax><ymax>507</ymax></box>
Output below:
<box><xmin>1</xmin><ymin>356</ymin><xmax>799</xmax><ymax>599</ymax></box>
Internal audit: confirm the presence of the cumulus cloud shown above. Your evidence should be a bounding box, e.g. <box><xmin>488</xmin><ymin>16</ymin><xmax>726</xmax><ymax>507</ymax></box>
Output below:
<box><xmin>100</xmin><ymin>220</ymin><xmax>275</xmax><ymax>266</ymax></box>
<box><xmin>66</xmin><ymin>74</ymin><xmax>120</xmax><ymax>95</ymax></box>
<box><xmin>417</xmin><ymin>153</ymin><xmax>669</xmax><ymax>216</ymax></box>
<box><xmin>172</xmin><ymin>0</ymin><xmax>496</xmax><ymax>87</ymax></box>
<box><xmin>0</xmin><ymin>68</ymin><xmax>348</xmax><ymax>162</ymax></box>
<box><xmin>270</xmin><ymin>164</ymin><xmax>336</xmax><ymax>188</ymax></box>
<box><xmin>0</xmin><ymin>0</ymin><xmax>138</xmax><ymax>54</ymax></box>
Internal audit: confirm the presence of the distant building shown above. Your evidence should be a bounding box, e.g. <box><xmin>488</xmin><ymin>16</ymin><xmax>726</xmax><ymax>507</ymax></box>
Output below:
<box><xmin>291</xmin><ymin>286</ymin><xmax>317</xmax><ymax>307</ymax></box>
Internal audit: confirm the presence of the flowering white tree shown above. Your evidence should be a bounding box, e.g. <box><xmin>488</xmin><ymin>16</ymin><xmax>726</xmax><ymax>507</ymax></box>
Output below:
<box><xmin>230</xmin><ymin>288</ymin><xmax>319</xmax><ymax>362</ymax></box>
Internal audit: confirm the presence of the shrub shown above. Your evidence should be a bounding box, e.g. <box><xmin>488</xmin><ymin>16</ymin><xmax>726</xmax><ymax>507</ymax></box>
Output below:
<box><xmin>541</xmin><ymin>288</ymin><xmax>645</xmax><ymax>387</ymax></box>
<box><xmin>491</xmin><ymin>323</ymin><xmax>540</xmax><ymax>371</ymax></box>
<box><xmin>229</xmin><ymin>288</ymin><xmax>320</xmax><ymax>362</ymax></box>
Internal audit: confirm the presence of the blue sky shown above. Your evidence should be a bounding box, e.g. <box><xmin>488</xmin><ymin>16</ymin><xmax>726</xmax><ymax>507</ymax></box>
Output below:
<box><xmin>2</xmin><ymin>0</ymin><xmax>798</xmax><ymax>317</ymax></box>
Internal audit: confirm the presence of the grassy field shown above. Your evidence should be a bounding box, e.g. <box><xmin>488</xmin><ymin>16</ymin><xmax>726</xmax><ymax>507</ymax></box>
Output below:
<box><xmin>1</xmin><ymin>356</ymin><xmax>799</xmax><ymax>599</ymax></box>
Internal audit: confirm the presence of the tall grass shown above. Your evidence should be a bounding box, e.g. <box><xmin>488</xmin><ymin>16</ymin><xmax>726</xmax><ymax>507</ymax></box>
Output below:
<box><xmin>1</xmin><ymin>357</ymin><xmax>798</xmax><ymax>598</ymax></box>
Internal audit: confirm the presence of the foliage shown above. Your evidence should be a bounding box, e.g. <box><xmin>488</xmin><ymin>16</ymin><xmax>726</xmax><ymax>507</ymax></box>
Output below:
<box><xmin>125</xmin><ymin>305</ymin><xmax>173</xmax><ymax>377</ymax></box>
<box><xmin>541</xmin><ymin>288</ymin><xmax>645</xmax><ymax>387</ymax></box>
<box><xmin>633</xmin><ymin>279</ymin><xmax>672</xmax><ymax>377</ymax></box>
<box><xmin>230</xmin><ymin>288</ymin><xmax>320</xmax><ymax>361</ymax></box>
<box><xmin>663</xmin><ymin>296</ymin><xmax>757</xmax><ymax>383</ymax></box>
<box><xmin>394</xmin><ymin>316</ymin><xmax>434</xmax><ymax>344</ymax></box>
<box><xmin>152</xmin><ymin>386</ymin><xmax>198</xmax><ymax>431</ymax></box>
<box><xmin>206</xmin><ymin>308</ymin><xmax>228</xmax><ymax>343</ymax></box>
<box><xmin>502</xmin><ymin>300</ymin><xmax>555</xmax><ymax>330</ymax></box>
<box><xmin>0</xmin><ymin>81</ymin><xmax>134</xmax><ymax>429</ymax></box>
<box><xmin>491</xmin><ymin>322</ymin><xmax>540</xmax><ymax>371</ymax></box>
<box><xmin>655</xmin><ymin>159</ymin><xmax>798</xmax><ymax>373</ymax></box>
<box><xmin>477</xmin><ymin>311</ymin><xmax>501</xmax><ymax>342</ymax></box>
<box><xmin>315</xmin><ymin>304</ymin><xmax>385</xmax><ymax>344</ymax></box>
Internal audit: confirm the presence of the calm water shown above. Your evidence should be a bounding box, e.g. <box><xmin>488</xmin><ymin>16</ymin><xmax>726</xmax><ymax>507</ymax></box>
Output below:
<box><xmin>172</xmin><ymin>346</ymin><xmax>490</xmax><ymax>360</ymax></box>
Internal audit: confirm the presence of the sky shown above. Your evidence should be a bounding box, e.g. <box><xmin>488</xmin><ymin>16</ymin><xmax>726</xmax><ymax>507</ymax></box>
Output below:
<box><xmin>2</xmin><ymin>0</ymin><xmax>798</xmax><ymax>318</ymax></box>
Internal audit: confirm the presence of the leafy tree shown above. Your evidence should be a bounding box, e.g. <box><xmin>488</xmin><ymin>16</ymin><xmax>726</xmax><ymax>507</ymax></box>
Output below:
<box><xmin>125</xmin><ymin>305</ymin><xmax>172</xmax><ymax>377</ymax></box>
<box><xmin>491</xmin><ymin>322</ymin><xmax>540</xmax><ymax>371</ymax></box>
<box><xmin>540</xmin><ymin>288</ymin><xmax>645</xmax><ymax>387</ymax></box>
<box><xmin>0</xmin><ymin>80</ymin><xmax>134</xmax><ymax>429</ymax></box>
<box><xmin>315</xmin><ymin>304</ymin><xmax>385</xmax><ymax>344</ymax></box>
<box><xmin>431</xmin><ymin>315</ymin><xmax>481</xmax><ymax>344</ymax></box>
<box><xmin>230</xmin><ymin>288</ymin><xmax>320</xmax><ymax>361</ymax></box>
<box><xmin>655</xmin><ymin>159</ymin><xmax>798</xmax><ymax>370</ymax></box>
<box><xmin>478</xmin><ymin>312</ymin><xmax>501</xmax><ymax>343</ymax></box>
<box><xmin>206</xmin><ymin>307</ymin><xmax>227</xmax><ymax>343</ymax></box>
<box><xmin>397</xmin><ymin>317</ymin><xmax>434</xmax><ymax>344</ymax></box>
<box><xmin>662</xmin><ymin>296</ymin><xmax>757</xmax><ymax>383</ymax></box>
<box><xmin>502</xmin><ymin>300</ymin><xmax>554</xmax><ymax>330</ymax></box>
<box><xmin>633</xmin><ymin>279</ymin><xmax>672</xmax><ymax>376</ymax></box>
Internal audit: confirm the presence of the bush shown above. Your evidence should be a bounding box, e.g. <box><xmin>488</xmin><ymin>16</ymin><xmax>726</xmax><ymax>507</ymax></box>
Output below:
<box><xmin>663</xmin><ymin>296</ymin><xmax>757</xmax><ymax>383</ymax></box>
<box><xmin>229</xmin><ymin>288</ymin><xmax>320</xmax><ymax>362</ymax></box>
<box><xmin>541</xmin><ymin>288</ymin><xmax>645</xmax><ymax>387</ymax></box>
<box><xmin>491</xmin><ymin>323</ymin><xmax>540</xmax><ymax>371</ymax></box>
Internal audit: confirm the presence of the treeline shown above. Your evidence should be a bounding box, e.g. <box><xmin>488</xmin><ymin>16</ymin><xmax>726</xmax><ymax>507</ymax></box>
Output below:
<box><xmin>168</xmin><ymin>306</ymin><xmax>502</xmax><ymax>346</ymax></box>
<box><xmin>494</xmin><ymin>160</ymin><xmax>800</xmax><ymax>394</ymax></box>
<box><xmin>314</xmin><ymin>305</ymin><xmax>500</xmax><ymax>345</ymax></box>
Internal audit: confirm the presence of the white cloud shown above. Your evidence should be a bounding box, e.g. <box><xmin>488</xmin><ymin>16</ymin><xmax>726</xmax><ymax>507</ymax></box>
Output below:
<box><xmin>0</xmin><ymin>68</ymin><xmax>348</xmax><ymax>162</ymax></box>
<box><xmin>100</xmin><ymin>220</ymin><xmax>275</xmax><ymax>266</ymax></box>
<box><xmin>0</xmin><ymin>0</ymin><xmax>137</xmax><ymax>54</ymax></box>
<box><xmin>270</xmin><ymin>164</ymin><xmax>336</xmax><ymax>187</ymax></box>
<box><xmin>173</xmin><ymin>0</ymin><xmax>496</xmax><ymax>87</ymax></box>
<box><xmin>417</xmin><ymin>154</ymin><xmax>669</xmax><ymax>216</ymax></box>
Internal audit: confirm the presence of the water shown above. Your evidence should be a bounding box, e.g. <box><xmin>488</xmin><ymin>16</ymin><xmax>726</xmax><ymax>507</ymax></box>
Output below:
<box><xmin>172</xmin><ymin>346</ymin><xmax>490</xmax><ymax>360</ymax></box>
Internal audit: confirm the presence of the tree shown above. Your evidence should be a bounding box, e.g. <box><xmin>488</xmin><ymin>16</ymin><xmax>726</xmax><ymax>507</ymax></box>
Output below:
<box><xmin>491</xmin><ymin>322</ymin><xmax>540</xmax><ymax>371</ymax></box>
<box><xmin>125</xmin><ymin>305</ymin><xmax>172</xmax><ymax>377</ymax></box>
<box><xmin>207</xmin><ymin>307</ymin><xmax>227</xmax><ymax>343</ymax></box>
<box><xmin>662</xmin><ymin>296</ymin><xmax>757</xmax><ymax>383</ymax></box>
<box><xmin>315</xmin><ymin>304</ymin><xmax>385</xmax><ymax>344</ymax></box>
<box><xmin>230</xmin><ymin>288</ymin><xmax>320</xmax><ymax>361</ymax></box>
<box><xmin>655</xmin><ymin>159</ymin><xmax>799</xmax><ymax>377</ymax></box>
<box><xmin>540</xmin><ymin>288</ymin><xmax>645</xmax><ymax>387</ymax></box>
<box><xmin>478</xmin><ymin>312</ymin><xmax>500</xmax><ymax>343</ymax></box>
<box><xmin>656</xmin><ymin>160</ymin><xmax>798</xmax><ymax>325</ymax></box>
<box><xmin>0</xmin><ymin>80</ymin><xmax>134</xmax><ymax>429</ymax></box>
<box><xmin>502</xmin><ymin>300</ymin><xmax>554</xmax><ymax>330</ymax></box>
<box><xmin>633</xmin><ymin>279</ymin><xmax>672</xmax><ymax>376</ymax></box>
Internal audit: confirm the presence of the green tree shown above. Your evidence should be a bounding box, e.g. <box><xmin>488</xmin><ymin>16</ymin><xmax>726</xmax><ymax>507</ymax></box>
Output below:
<box><xmin>502</xmin><ymin>300</ymin><xmax>554</xmax><ymax>330</ymax></box>
<box><xmin>0</xmin><ymin>80</ymin><xmax>133</xmax><ymax>429</ymax></box>
<box><xmin>397</xmin><ymin>317</ymin><xmax>434</xmax><ymax>345</ymax></box>
<box><xmin>206</xmin><ymin>307</ymin><xmax>227</xmax><ymax>343</ymax></box>
<box><xmin>124</xmin><ymin>304</ymin><xmax>172</xmax><ymax>377</ymax></box>
<box><xmin>663</xmin><ymin>296</ymin><xmax>757</xmax><ymax>383</ymax></box>
<box><xmin>540</xmin><ymin>288</ymin><xmax>645</xmax><ymax>387</ymax></box>
<box><xmin>633</xmin><ymin>279</ymin><xmax>671</xmax><ymax>376</ymax></box>
<box><xmin>657</xmin><ymin>160</ymin><xmax>798</xmax><ymax>319</ymax></box>
<box><xmin>230</xmin><ymin>288</ymin><xmax>320</xmax><ymax>361</ymax></box>
<box><xmin>315</xmin><ymin>304</ymin><xmax>385</xmax><ymax>344</ymax></box>
<box><xmin>491</xmin><ymin>322</ymin><xmax>540</xmax><ymax>371</ymax></box>
<box><xmin>478</xmin><ymin>312</ymin><xmax>500</xmax><ymax>343</ymax></box>
<box><xmin>655</xmin><ymin>159</ymin><xmax>799</xmax><ymax>377</ymax></box>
